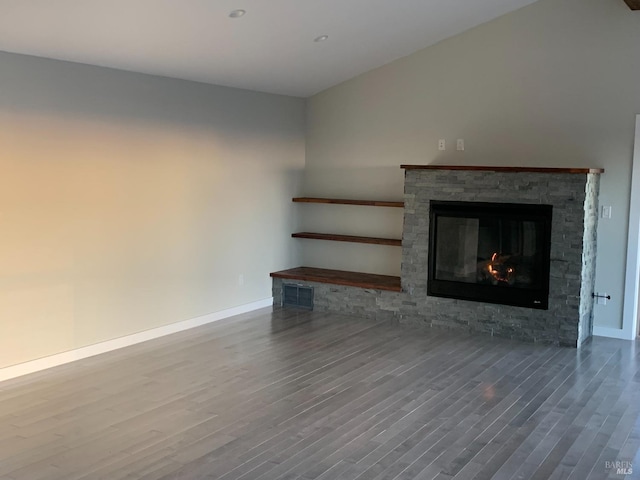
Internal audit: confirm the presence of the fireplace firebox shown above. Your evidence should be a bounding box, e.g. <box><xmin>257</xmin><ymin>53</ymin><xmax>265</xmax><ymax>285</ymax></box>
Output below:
<box><xmin>428</xmin><ymin>201</ymin><xmax>552</xmax><ymax>309</ymax></box>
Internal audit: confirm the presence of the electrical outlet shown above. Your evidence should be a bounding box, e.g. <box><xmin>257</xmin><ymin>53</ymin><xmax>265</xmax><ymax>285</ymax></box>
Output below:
<box><xmin>456</xmin><ymin>139</ymin><xmax>465</xmax><ymax>151</ymax></box>
<box><xmin>438</xmin><ymin>139</ymin><xmax>446</xmax><ymax>151</ymax></box>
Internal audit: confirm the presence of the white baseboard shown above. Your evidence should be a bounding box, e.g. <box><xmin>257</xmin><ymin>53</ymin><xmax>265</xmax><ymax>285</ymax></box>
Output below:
<box><xmin>0</xmin><ymin>297</ymin><xmax>273</xmax><ymax>383</ymax></box>
<box><xmin>593</xmin><ymin>325</ymin><xmax>635</xmax><ymax>341</ymax></box>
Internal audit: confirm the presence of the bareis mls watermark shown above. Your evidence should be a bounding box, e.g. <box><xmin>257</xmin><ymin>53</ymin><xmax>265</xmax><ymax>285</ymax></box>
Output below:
<box><xmin>605</xmin><ymin>460</ymin><xmax>633</xmax><ymax>475</ymax></box>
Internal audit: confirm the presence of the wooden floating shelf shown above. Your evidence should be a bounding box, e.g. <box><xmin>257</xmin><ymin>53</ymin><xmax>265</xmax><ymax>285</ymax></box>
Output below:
<box><xmin>292</xmin><ymin>232</ymin><xmax>402</xmax><ymax>247</ymax></box>
<box><xmin>270</xmin><ymin>267</ymin><xmax>402</xmax><ymax>292</ymax></box>
<box><xmin>400</xmin><ymin>165</ymin><xmax>605</xmax><ymax>174</ymax></box>
<box><xmin>293</xmin><ymin>197</ymin><xmax>404</xmax><ymax>208</ymax></box>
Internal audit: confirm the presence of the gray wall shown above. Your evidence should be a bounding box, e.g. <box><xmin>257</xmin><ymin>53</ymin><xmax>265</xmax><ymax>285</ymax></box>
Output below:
<box><xmin>303</xmin><ymin>0</ymin><xmax>640</xmax><ymax>330</ymax></box>
<box><xmin>0</xmin><ymin>51</ymin><xmax>305</xmax><ymax>368</ymax></box>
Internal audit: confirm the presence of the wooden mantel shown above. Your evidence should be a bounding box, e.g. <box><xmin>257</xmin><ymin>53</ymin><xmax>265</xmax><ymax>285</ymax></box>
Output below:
<box><xmin>401</xmin><ymin>165</ymin><xmax>604</xmax><ymax>174</ymax></box>
<box><xmin>624</xmin><ymin>0</ymin><xmax>639</xmax><ymax>10</ymax></box>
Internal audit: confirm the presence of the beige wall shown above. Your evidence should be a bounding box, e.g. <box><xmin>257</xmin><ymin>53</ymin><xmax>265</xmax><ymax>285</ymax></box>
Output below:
<box><xmin>304</xmin><ymin>0</ymin><xmax>640</xmax><ymax>329</ymax></box>
<box><xmin>0</xmin><ymin>52</ymin><xmax>305</xmax><ymax>368</ymax></box>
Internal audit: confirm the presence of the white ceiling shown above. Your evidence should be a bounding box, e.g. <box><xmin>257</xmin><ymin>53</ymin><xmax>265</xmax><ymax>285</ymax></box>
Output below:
<box><xmin>0</xmin><ymin>0</ymin><xmax>538</xmax><ymax>98</ymax></box>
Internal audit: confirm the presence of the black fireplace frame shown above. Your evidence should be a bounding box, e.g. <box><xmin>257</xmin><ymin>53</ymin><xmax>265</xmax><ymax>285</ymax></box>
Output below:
<box><xmin>427</xmin><ymin>200</ymin><xmax>553</xmax><ymax>310</ymax></box>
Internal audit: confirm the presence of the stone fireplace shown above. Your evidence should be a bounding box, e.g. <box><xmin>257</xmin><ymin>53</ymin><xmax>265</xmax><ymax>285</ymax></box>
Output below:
<box><xmin>272</xmin><ymin>165</ymin><xmax>603</xmax><ymax>347</ymax></box>
<box><xmin>399</xmin><ymin>166</ymin><xmax>601</xmax><ymax>347</ymax></box>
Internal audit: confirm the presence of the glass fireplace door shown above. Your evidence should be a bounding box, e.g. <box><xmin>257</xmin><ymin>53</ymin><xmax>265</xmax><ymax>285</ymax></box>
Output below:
<box><xmin>428</xmin><ymin>201</ymin><xmax>552</xmax><ymax>309</ymax></box>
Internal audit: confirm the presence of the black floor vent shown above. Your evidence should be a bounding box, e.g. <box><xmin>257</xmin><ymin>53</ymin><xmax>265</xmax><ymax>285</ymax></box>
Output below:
<box><xmin>283</xmin><ymin>284</ymin><xmax>314</xmax><ymax>309</ymax></box>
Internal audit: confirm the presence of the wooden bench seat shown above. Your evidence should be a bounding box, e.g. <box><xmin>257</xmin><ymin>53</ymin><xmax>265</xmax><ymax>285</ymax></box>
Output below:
<box><xmin>270</xmin><ymin>267</ymin><xmax>402</xmax><ymax>292</ymax></box>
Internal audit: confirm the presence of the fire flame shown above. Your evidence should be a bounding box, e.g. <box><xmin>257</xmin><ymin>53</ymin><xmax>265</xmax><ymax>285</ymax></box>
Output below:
<box><xmin>487</xmin><ymin>252</ymin><xmax>515</xmax><ymax>284</ymax></box>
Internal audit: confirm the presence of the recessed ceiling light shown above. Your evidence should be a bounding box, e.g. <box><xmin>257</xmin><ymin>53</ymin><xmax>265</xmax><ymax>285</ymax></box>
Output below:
<box><xmin>229</xmin><ymin>9</ymin><xmax>246</xmax><ymax>18</ymax></box>
<box><xmin>314</xmin><ymin>35</ymin><xmax>329</xmax><ymax>43</ymax></box>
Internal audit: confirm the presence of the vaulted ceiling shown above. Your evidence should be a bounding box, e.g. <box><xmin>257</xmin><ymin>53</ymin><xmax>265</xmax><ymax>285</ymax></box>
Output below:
<box><xmin>0</xmin><ymin>0</ymin><xmax>542</xmax><ymax>97</ymax></box>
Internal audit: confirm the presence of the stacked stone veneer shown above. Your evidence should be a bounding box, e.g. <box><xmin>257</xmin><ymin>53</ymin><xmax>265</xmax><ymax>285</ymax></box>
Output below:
<box><xmin>402</xmin><ymin>169</ymin><xmax>600</xmax><ymax>347</ymax></box>
<box><xmin>273</xmin><ymin>169</ymin><xmax>601</xmax><ymax>347</ymax></box>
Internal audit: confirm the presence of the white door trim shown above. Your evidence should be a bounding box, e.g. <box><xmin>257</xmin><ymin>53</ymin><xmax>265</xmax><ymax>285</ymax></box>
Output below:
<box><xmin>617</xmin><ymin>114</ymin><xmax>640</xmax><ymax>340</ymax></box>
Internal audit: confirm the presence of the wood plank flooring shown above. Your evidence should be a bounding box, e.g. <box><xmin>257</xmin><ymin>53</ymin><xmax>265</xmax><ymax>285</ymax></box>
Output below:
<box><xmin>0</xmin><ymin>307</ymin><xmax>638</xmax><ymax>480</ymax></box>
